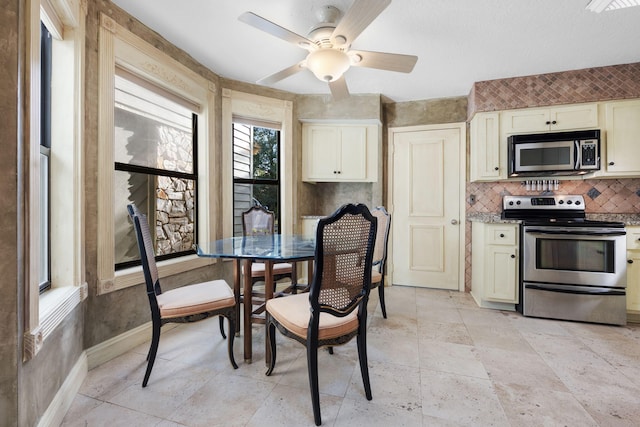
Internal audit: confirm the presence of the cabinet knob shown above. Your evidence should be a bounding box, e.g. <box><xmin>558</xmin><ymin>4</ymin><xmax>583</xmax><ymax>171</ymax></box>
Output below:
<box><xmin>609</xmin><ymin>162</ymin><xmax>615</xmax><ymax>166</ymax></box>
<box><xmin>551</xmin><ymin>120</ymin><xmax>557</xmax><ymax>125</ymax></box>
<box><xmin>494</xmin><ymin>166</ymin><xmax>499</xmax><ymax>171</ymax></box>
<box><xmin>629</xmin><ymin>259</ymin><xmax>634</xmax><ymax>264</ymax></box>
<box><xmin>511</xmin><ymin>254</ymin><xmax>516</xmax><ymax>258</ymax></box>
<box><xmin>451</xmin><ymin>219</ymin><xmax>459</xmax><ymax>225</ymax></box>
<box><xmin>499</xmin><ymin>233</ymin><xmax>505</xmax><ymax>238</ymax></box>
<box><xmin>545</xmin><ymin>121</ymin><xmax>551</xmax><ymax>125</ymax></box>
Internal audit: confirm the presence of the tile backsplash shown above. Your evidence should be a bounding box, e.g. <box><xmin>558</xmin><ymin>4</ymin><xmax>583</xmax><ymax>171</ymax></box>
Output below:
<box><xmin>466</xmin><ymin>178</ymin><xmax>640</xmax><ymax>214</ymax></box>
<box><xmin>468</xmin><ymin>62</ymin><xmax>640</xmax><ymax>117</ymax></box>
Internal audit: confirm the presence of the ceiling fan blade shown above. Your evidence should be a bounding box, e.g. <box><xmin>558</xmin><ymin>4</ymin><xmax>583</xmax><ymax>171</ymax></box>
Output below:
<box><xmin>329</xmin><ymin>76</ymin><xmax>350</xmax><ymax>101</ymax></box>
<box><xmin>331</xmin><ymin>0</ymin><xmax>391</xmax><ymax>46</ymax></box>
<box><xmin>350</xmin><ymin>49</ymin><xmax>418</xmax><ymax>73</ymax></box>
<box><xmin>239</xmin><ymin>12</ymin><xmax>316</xmax><ymax>50</ymax></box>
<box><xmin>257</xmin><ymin>61</ymin><xmax>306</xmax><ymax>86</ymax></box>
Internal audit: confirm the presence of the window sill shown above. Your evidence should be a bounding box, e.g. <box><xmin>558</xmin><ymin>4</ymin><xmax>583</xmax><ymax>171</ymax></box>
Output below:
<box><xmin>97</xmin><ymin>254</ymin><xmax>215</xmax><ymax>295</ymax></box>
<box><xmin>23</xmin><ymin>283</ymin><xmax>88</xmax><ymax>361</ymax></box>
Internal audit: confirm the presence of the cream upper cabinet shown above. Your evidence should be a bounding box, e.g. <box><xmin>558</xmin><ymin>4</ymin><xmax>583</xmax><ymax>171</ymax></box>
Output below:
<box><xmin>599</xmin><ymin>99</ymin><xmax>640</xmax><ymax>177</ymax></box>
<box><xmin>470</xmin><ymin>112</ymin><xmax>505</xmax><ymax>181</ymax></box>
<box><xmin>627</xmin><ymin>226</ymin><xmax>640</xmax><ymax>313</ymax></box>
<box><xmin>501</xmin><ymin>103</ymin><xmax>599</xmax><ymax>135</ymax></box>
<box><xmin>471</xmin><ymin>222</ymin><xmax>519</xmax><ymax>309</ymax></box>
<box><xmin>302</xmin><ymin>123</ymin><xmax>379</xmax><ymax>182</ymax></box>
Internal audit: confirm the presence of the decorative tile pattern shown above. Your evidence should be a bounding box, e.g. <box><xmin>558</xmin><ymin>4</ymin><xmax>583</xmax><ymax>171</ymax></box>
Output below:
<box><xmin>468</xmin><ymin>62</ymin><xmax>640</xmax><ymax>117</ymax></box>
<box><xmin>586</xmin><ymin>187</ymin><xmax>601</xmax><ymax>200</ymax></box>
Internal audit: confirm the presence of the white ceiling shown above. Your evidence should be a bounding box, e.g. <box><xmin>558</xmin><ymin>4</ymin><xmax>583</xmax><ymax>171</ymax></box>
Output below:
<box><xmin>110</xmin><ymin>0</ymin><xmax>640</xmax><ymax>103</ymax></box>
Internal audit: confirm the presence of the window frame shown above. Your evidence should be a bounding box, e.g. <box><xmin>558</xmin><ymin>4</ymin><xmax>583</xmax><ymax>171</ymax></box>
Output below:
<box><xmin>221</xmin><ymin>90</ymin><xmax>294</xmax><ymax>239</ymax></box>
<box><xmin>97</xmin><ymin>14</ymin><xmax>217</xmax><ymax>295</ymax></box>
<box><xmin>24</xmin><ymin>0</ymin><xmax>88</xmax><ymax>361</ymax></box>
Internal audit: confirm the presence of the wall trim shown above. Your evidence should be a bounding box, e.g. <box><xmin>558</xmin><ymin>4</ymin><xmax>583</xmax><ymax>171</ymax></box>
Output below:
<box><xmin>37</xmin><ymin>352</ymin><xmax>87</xmax><ymax>427</ymax></box>
<box><xmin>85</xmin><ymin>321</ymin><xmax>177</xmax><ymax>370</ymax></box>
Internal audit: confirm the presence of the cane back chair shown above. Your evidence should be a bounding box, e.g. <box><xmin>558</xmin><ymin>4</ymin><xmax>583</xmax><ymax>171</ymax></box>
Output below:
<box><xmin>370</xmin><ymin>206</ymin><xmax>391</xmax><ymax>318</ymax></box>
<box><xmin>127</xmin><ymin>204</ymin><xmax>238</xmax><ymax>387</ymax></box>
<box><xmin>265</xmin><ymin>203</ymin><xmax>377</xmax><ymax>425</ymax></box>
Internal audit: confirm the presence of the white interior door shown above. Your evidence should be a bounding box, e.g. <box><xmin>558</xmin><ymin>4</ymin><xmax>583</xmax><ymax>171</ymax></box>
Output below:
<box><xmin>391</xmin><ymin>126</ymin><xmax>463</xmax><ymax>290</ymax></box>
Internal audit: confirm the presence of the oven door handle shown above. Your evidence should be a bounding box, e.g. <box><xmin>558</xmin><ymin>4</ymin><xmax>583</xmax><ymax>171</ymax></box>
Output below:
<box><xmin>525</xmin><ymin>229</ymin><xmax>626</xmax><ymax>237</ymax></box>
<box><xmin>526</xmin><ymin>284</ymin><xmax>626</xmax><ymax>296</ymax></box>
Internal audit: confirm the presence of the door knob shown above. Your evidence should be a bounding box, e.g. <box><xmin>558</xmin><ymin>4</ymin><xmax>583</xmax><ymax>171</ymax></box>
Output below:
<box><xmin>451</xmin><ymin>219</ymin><xmax>458</xmax><ymax>225</ymax></box>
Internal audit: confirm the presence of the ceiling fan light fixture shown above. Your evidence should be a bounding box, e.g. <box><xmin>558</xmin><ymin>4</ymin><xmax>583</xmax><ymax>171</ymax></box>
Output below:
<box><xmin>306</xmin><ymin>48</ymin><xmax>351</xmax><ymax>82</ymax></box>
<box><xmin>587</xmin><ymin>0</ymin><xmax>640</xmax><ymax>12</ymax></box>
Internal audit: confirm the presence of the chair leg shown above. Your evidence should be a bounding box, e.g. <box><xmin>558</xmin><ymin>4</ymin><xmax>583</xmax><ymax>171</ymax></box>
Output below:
<box><xmin>378</xmin><ymin>277</ymin><xmax>387</xmax><ymax>319</ymax></box>
<box><xmin>357</xmin><ymin>324</ymin><xmax>372</xmax><ymax>400</ymax></box>
<box><xmin>219</xmin><ymin>316</ymin><xmax>227</xmax><ymax>339</ymax></box>
<box><xmin>265</xmin><ymin>319</ymin><xmax>277</xmax><ymax>376</ymax></box>
<box><xmin>226</xmin><ymin>315</ymin><xmax>238</xmax><ymax>369</ymax></box>
<box><xmin>143</xmin><ymin>320</ymin><xmax>161</xmax><ymax>387</ymax></box>
<box><xmin>307</xmin><ymin>342</ymin><xmax>322</xmax><ymax>426</ymax></box>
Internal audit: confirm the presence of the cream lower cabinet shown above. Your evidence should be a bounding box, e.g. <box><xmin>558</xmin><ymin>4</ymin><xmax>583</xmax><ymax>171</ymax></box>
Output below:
<box><xmin>302</xmin><ymin>123</ymin><xmax>379</xmax><ymax>182</ymax></box>
<box><xmin>626</xmin><ymin>226</ymin><xmax>640</xmax><ymax>313</ymax></box>
<box><xmin>471</xmin><ymin>222</ymin><xmax>519</xmax><ymax>309</ymax></box>
<box><xmin>599</xmin><ymin>99</ymin><xmax>640</xmax><ymax>177</ymax></box>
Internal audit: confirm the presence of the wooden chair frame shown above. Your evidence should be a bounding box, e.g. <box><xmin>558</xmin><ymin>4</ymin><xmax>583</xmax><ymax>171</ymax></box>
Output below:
<box><xmin>127</xmin><ymin>204</ymin><xmax>238</xmax><ymax>387</ymax></box>
<box><xmin>265</xmin><ymin>203</ymin><xmax>377</xmax><ymax>425</ymax></box>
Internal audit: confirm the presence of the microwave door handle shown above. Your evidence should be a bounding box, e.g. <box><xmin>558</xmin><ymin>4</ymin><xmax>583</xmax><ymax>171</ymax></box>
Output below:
<box><xmin>574</xmin><ymin>140</ymin><xmax>580</xmax><ymax>169</ymax></box>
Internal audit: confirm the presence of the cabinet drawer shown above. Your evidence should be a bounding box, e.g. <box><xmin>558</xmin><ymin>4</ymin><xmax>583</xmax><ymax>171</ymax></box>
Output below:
<box><xmin>627</xmin><ymin>227</ymin><xmax>640</xmax><ymax>250</ymax></box>
<box><xmin>486</xmin><ymin>226</ymin><xmax>518</xmax><ymax>245</ymax></box>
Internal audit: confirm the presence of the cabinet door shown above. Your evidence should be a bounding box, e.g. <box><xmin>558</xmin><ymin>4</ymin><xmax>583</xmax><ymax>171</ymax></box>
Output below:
<box><xmin>470</xmin><ymin>112</ymin><xmax>503</xmax><ymax>181</ymax></box>
<box><xmin>337</xmin><ymin>126</ymin><xmax>368</xmax><ymax>180</ymax></box>
<box><xmin>603</xmin><ymin>100</ymin><xmax>640</xmax><ymax>176</ymax></box>
<box><xmin>627</xmin><ymin>226</ymin><xmax>640</xmax><ymax>312</ymax></box>
<box><xmin>501</xmin><ymin>108</ymin><xmax>550</xmax><ymax>134</ymax></box>
<box><xmin>485</xmin><ymin>245</ymin><xmax>518</xmax><ymax>303</ymax></box>
<box><xmin>501</xmin><ymin>103</ymin><xmax>598</xmax><ymax>134</ymax></box>
<box><xmin>550</xmin><ymin>103</ymin><xmax>598</xmax><ymax>131</ymax></box>
<box><xmin>303</xmin><ymin>126</ymin><xmax>340</xmax><ymax>181</ymax></box>
<box><xmin>628</xmin><ymin>251</ymin><xmax>640</xmax><ymax>312</ymax></box>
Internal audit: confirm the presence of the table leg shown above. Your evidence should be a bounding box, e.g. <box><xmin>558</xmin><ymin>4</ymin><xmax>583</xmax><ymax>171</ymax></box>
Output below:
<box><xmin>264</xmin><ymin>260</ymin><xmax>274</xmax><ymax>366</ymax></box>
<box><xmin>233</xmin><ymin>259</ymin><xmax>241</xmax><ymax>336</ymax></box>
<box><xmin>242</xmin><ymin>259</ymin><xmax>253</xmax><ymax>363</ymax></box>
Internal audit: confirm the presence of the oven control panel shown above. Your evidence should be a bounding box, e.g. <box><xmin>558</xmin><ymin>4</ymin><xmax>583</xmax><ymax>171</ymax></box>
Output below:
<box><xmin>503</xmin><ymin>195</ymin><xmax>585</xmax><ymax>211</ymax></box>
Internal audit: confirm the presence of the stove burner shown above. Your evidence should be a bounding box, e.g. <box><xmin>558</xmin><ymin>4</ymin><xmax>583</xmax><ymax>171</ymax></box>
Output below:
<box><xmin>502</xmin><ymin>194</ymin><xmax>624</xmax><ymax>228</ymax></box>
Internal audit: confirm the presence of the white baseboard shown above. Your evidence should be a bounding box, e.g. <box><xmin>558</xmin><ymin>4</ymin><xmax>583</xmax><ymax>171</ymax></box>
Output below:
<box><xmin>85</xmin><ymin>321</ymin><xmax>178</xmax><ymax>370</ymax></box>
<box><xmin>38</xmin><ymin>352</ymin><xmax>87</xmax><ymax>427</ymax></box>
<box><xmin>39</xmin><ymin>322</ymin><xmax>178</xmax><ymax>426</ymax></box>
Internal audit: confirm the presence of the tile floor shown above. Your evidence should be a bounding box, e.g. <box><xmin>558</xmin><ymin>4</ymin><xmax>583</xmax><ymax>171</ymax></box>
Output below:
<box><xmin>62</xmin><ymin>286</ymin><xmax>640</xmax><ymax>426</ymax></box>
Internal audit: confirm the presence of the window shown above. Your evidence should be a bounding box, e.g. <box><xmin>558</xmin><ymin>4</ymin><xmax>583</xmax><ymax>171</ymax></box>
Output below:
<box><xmin>232</xmin><ymin>121</ymin><xmax>281</xmax><ymax>236</ymax></box>
<box><xmin>97</xmin><ymin>14</ymin><xmax>217</xmax><ymax>294</ymax></box>
<box><xmin>114</xmin><ymin>71</ymin><xmax>198</xmax><ymax>269</ymax></box>
<box><xmin>24</xmin><ymin>0</ymin><xmax>88</xmax><ymax>360</ymax></box>
<box><xmin>221</xmin><ymin>90</ymin><xmax>294</xmax><ymax>239</ymax></box>
<box><xmin>39</xmin><ymin>21</ymin><xmax>52</xmax><ymax>293</ymax></box>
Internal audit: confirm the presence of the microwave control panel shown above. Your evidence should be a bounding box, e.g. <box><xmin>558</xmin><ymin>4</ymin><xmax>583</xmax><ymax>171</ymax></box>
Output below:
<box><xmin>579</xmin><ymin>140</ymin><xmax>599</xmax><ymax>168</ymax></box>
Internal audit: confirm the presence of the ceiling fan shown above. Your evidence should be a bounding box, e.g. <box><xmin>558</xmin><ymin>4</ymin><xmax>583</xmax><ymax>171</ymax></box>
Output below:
<box><xmin>238</xmin><ymin>0</ymin><xmax>418</xmax><ymax>100</ymax></box>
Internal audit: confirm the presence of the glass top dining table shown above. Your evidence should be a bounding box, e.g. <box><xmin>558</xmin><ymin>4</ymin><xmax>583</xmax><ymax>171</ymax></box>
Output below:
<box><xmin>196</xmin><ymin>235</ymin><xmax>316</xmax><ymax>363</ymax></box>
<box><xmin>196</xmin><ymin>234</ymin><xmax>316</xmax><ymax>262</ymax></box>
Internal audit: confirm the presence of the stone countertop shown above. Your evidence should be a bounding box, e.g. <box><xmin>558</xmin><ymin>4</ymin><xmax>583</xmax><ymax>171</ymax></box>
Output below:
<box><xmin>467</xmin><ymin>212</ymin><xmax>640</xmax><ymax>226</ymax></box>
<box><xmin>466</xmin><ymin>212</ymin><xmax>521</xmax><ymax>224</ymax></box>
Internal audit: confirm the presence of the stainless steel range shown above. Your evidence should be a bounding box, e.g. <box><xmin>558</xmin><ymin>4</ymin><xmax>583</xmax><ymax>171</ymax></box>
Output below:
<box><xmin>503</xmin><ymin>195</ymin><xmax>627</xmax><ymax>326</ymax></box>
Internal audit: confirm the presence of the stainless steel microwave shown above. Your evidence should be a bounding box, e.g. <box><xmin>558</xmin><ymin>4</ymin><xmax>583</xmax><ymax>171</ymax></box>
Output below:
<box><xmin>508</xmin><ymin>129</ymin><xmax>600</xmax><ymax>177</ymax></box>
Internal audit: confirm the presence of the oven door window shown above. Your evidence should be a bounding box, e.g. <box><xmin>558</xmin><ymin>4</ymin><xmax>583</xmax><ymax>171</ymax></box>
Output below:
<box><xmin>536</xmin><ymin>238</ymin><xmax>615</xmax><ymax>273</ymax></box>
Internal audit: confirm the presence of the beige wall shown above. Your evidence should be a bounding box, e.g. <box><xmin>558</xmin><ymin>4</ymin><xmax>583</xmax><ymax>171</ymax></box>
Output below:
<box><xmin>1</xmin><ymin>1</ymin><xmax>20</xmax><ymax>424</ymax></box>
